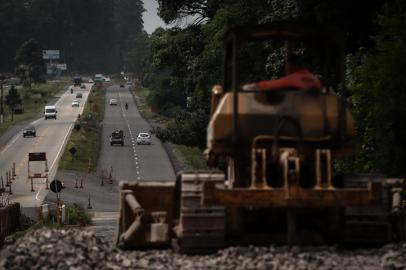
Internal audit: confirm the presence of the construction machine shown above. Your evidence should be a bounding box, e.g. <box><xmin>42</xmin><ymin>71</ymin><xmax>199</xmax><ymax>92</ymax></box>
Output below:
<box><xmin>117</xmin><ymin>23</ymin><xmax>406</xmax><ymax>253</ymax></box>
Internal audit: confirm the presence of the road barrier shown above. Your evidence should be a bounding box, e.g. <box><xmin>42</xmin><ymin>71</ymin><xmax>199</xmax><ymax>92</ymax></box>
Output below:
<box><xmin>0</xmin><ymin>203</ymin><xmax>20</xmax><ymax>248</ymax></box>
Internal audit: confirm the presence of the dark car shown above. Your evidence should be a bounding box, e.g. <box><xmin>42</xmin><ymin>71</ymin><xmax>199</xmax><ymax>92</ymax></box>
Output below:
<box><xmin>23</xmin><ymin>126</ymin><xmax>36</xmax><ymax>137</ymax></box>
<box><xmin>120</xmin><ymin>84</ymin><xmax>124</xmax><ymax>88</ymax></box>
<box><xmin>80</xmin><ymin>84</ymin><xmax>86</xmax><ymax>89</ymax></box>
<box><xmin>76</xmin><ymin>93</ymin><xmax>83</xmax><ymax>98</ymax></box>
<box><xmin>110</xmin><ymin>130</ymin><xmax>124</xmax><ymax>146</ymax></box>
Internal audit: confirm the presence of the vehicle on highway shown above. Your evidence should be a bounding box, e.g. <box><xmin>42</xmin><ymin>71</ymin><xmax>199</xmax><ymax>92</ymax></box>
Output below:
<box><xmin>109</xmin><ymin>98</ymin><xmax>118</xmax><ymax>105</ymax></box>
<box><xmin>110</xmin><ymin>130</ymin><xmax>124</xmax><ymax>146</ymax></box>
<box><xmin>76</xmin><ymin>93</ymin><xmax>83</xmax><ymax>98</ymax></box>
<box><xmin>88</xmin><ymin>79</ymin><xmax>94</xmax><ymax>83</ymax></box>
<box><xmin>73</xmin><ymin>76</ymin><xmax>82</xmax><ymax>86</ymax></box>
<box><xmin>136</xmin><ymin>132</ymin><xmax>151</xmax><ymax>145</ymax></box>
<box><xmin>120</xmin><ymin>84</ymin><xmax>125</xmax><ymax>88</ymax></box>
<box><xmin>126</xmin><ymin>81</ymin><xmax>132</xmax><ymax>86</ymax></box>
<box><xmin>80</xmin><ymin>84</ymin><xmax>86</xmax><ymax>89</ymax></box>
<box><xmin>44</xmin><ymin>105</ymin><xmax>57</xmax><ymax>120</ymax></box>
<box><xmin>22</xmin><ymin>125</ymin><xmax>36</xmax><ymax>137</ymax></box>
<box><xmin>72</xmin><ymin>100</ymin><xmax>80</xmax><ymax>107</ymax></box>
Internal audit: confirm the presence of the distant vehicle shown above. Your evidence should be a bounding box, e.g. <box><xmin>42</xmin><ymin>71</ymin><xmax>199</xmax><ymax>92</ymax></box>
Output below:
<box><xmin>110</xmin><ymin>130</ymin><xmax>124</xmax><ymax>146</ymax></box>
<box><xmin>88</xmin><ymin>79</ymin><xmax>94</xmax><ymax>83</ymax></box>
<box><xmin>72</xmin><ymin>100</ymin><xmax>80</xmax><ymax>107</ymax></box>
<box><xmin>126</xmin><ymin>81</ymin><xmax>132</xmax><ymax>86</ymax></box>
<box><xmin>120</xmin><ymin>84</ymin><xmax>124</xmax><ymax>88</ymax></box>
<box><xmin>109</xmin><ymin>98</ymin><xmax>118</xmax><ymax>105</ymax></box>
<box><xmin>80</xmin><ymin>84</ymin><xmax>86</xmax><ymax>89</ymax></box>
<box><xmin>76</xmin><ymin>93</ymin><xmax>83</xmax><ymax>98</ymax></box>
<box><xmin>44</xmin><ymin>105</ymin><xmax>57</xmax><ymax>120</ymax></box>
<box><xmin>73</xmin><ymin>76</ymin><xmax>82</xmax><ymax>86</ymax></box>
<box><xmin>23</xmin><ymin>126</ymin><xmax>36</xmax><ymax>137</ymax></box>
<box><xmin>95</xmin><ymin>74</ymin><xmax>110</xmax><ymax>82</ymax></box>
<box><xmin>136</xmin><ymin>132</ymin><xmax>151</xmax><ymax>145</ymax></box>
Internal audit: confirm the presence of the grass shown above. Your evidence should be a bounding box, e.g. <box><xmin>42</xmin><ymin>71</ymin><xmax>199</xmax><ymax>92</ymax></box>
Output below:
<box><xmin>130</xmin><ymin>84</ymin><xmax>208</xmax><ymax>170</ymax></box>
<box><xmin>0</xmin><ymin>79</ymin><xmax>69</xmax><ymax>136</ymax></box>
<box><xmin>58</xmin><ymin>84</ymin><xmax>105</xmax><ymax>172</ymax></box>
<box><xmin>173</xmin><ymin>144</ymin><xmax>208</xmax><ymax>170</ymax></box>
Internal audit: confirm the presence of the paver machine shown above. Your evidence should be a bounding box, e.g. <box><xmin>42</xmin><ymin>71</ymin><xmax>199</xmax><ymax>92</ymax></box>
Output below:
<box><xmin>117</xmin><ymin>23</ymin><xmax>406</xmax><ymax>253</ymax></box>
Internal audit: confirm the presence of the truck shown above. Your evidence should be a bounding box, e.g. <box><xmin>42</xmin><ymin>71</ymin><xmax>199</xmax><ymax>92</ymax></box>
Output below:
<box><xmin>73</xmin><ymin>76</ymin><xmax>82</xmax><ymax>86</ymax></box>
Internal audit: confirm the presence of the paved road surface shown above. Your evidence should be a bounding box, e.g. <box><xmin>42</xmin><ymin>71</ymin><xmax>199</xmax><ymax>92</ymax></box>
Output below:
<box><xmin>49</xmin><ymin>85</ymin><xmax>175</xmax><ymax>239</ymax></box>
<box><xmin>100</xmin><ymin>85</ymin><xmax>175</xmax><ymax>181</ymax></box>
<box><xmin>0</xmin><ymin>84</ymin><xmax>91</xmax><ymax>218</ymax></box>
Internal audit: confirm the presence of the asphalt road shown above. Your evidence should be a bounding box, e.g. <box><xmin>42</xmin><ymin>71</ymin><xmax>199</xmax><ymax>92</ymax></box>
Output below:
<box><xmin>46</xmin><ymin>84</ymin><xmax>175</xmax><ymax>239</ymax></box>
<box><xmin>0</xmin><ymin>84</ymin><xmax>91</xmax><ymax>217</ymax></box>
<box><xmin>100</xmin><ymin>85</ymin><xmax>175</xmax><ymax>182</ymax></box>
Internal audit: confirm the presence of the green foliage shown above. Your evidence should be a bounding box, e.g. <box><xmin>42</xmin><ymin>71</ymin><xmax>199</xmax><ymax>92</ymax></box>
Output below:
<box><xmin>173</xmin><ymin>144</ymin><xmax>208</xmax><ymax>170</ymax></box>
<box><xmin>59</xmin><ymin>86</ymin><xmax>105</xmax><ymax>172</ymax></box>
<box><xmin>66</xmin><ymin>204</ymin><xmax>91</xmax><ymax>225</ymax></box>
<box><xmin>5</xmin><ymin>85</ymin><xmax>22</xmax><ymax>121</ymax></box>
<box><xmin>339</xmin><ymin>4</ymin><xmax>406</xmax><ymax>177</ymax></box>
<box><xmin>14</xmin><ymin>38</ymin><xmax>46</xmax><ymax>83</ymax></box>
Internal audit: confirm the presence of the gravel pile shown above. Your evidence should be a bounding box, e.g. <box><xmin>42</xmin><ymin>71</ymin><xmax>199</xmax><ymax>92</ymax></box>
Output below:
<box><xmin>1</xmin><ymin>228</ymin><xmax>405</xmax><ymax>269</ymax></box>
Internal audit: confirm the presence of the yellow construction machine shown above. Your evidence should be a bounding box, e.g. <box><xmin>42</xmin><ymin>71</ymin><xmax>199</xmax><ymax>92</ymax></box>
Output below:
<box><xmin>117</xmin><ymin>23</ymin><xmax>406</xmax><ymax>253</ymax></box>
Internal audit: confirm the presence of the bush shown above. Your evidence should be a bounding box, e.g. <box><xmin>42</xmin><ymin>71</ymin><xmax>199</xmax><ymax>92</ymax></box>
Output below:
<box><xmin>66</xmin><ymin>204</ymin><xmax>91</xmax><ymax>226</ymax></box>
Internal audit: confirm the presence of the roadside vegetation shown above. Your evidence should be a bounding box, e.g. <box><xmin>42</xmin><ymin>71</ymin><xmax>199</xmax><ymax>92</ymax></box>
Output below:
<box><xmin>3</xmin><ymin>205</ymin><xmax>91</xmax><ymax>246</ymax></box>
<box><xmin>0</xmin><ymin>79</ymin><xmax>69</xmax><ymax>136</ymax></box>
<box><xmin>132</xmin><ymin>84</ymin><xmax>207</xmax><ymax>170</ymax></box>
<box><xmin>59</xmin><ymin>84</ymin><xmax>106</xmax><ymax>172</ymax></box>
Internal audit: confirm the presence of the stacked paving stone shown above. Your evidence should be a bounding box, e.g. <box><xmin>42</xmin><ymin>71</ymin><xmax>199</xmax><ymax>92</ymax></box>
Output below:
<box><xmin>1</xmin><ymin>228</ymin><xmax>405</xmax><ymax>269</ymax></box>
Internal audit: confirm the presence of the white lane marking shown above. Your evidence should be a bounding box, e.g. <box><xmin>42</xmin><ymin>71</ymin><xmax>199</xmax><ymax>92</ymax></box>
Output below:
<box><xmin>1</xmin><ymin>86</ymin><xmax>72</xmax><ymax>154</ymax></box>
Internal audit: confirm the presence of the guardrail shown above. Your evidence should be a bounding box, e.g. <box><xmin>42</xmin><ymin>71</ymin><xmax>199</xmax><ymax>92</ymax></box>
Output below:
<box><xmin>0</xmin><ymin>203</ymin><xmax>20</xmax><ymax>247</ymax></box>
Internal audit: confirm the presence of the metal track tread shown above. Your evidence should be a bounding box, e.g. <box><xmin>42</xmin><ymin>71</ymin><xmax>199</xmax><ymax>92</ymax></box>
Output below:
<box><xmin>174</xmin><ymin>171</ymin><xmax>226</xmax><ymax>254</ymax></box>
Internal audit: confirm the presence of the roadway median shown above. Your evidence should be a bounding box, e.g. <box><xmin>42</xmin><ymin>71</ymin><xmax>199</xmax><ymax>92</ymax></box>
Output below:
<box><xmin>58</xmin><ymin>84</ymin><xmax>106</xmax><ymax>172</ymax></box>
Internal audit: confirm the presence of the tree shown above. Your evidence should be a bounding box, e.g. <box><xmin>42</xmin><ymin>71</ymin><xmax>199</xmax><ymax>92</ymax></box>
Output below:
<box><xmin>15</xmin><ymin>38</ymin><xmax>46</xmax><ymax>84</ymax></box>
<box><xmin>5</xmin><ymin>85</ymin><xmax>22</xmax><ymax>121</ymax></box>
<box><xmin>338</xmin><ymin>3</ymin><xmax>406</xmax><ymax>177</ymax></box>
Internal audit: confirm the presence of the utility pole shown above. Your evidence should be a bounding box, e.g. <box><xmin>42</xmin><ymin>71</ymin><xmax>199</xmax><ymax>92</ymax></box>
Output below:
<box><xmin>0</xmin><ymin>74</ymin><xmax>4</xmax><ymax>124</ymax></box>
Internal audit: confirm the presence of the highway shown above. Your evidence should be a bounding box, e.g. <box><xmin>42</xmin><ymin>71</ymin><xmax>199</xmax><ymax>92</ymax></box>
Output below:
<box><xmin>0</xmin><ymin>84</ymin><xmax>92</xmax><ymax>216</ymax></box>
<box><xmin>44</xmin><ymin>84</ymin><xmax>175</xmax><ymax>238</ymax></box>
<box><xmin>99</xmin><ymin>85</ymin><xmax>175</xmax><ymax>181</ymax></box>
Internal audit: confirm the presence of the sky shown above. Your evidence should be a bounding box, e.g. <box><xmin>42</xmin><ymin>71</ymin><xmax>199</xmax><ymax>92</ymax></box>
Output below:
<box><xmin>142</xmin><ymin>0</ymin><xmax>167</xmax><ymax>34</ymax></box>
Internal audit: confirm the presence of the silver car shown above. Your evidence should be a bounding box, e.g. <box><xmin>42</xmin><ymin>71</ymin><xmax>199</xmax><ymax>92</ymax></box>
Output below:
<box><xmin>136</xmin><ymin>132</ymin><xmax>151</xmax><ymax>145</ymax></box>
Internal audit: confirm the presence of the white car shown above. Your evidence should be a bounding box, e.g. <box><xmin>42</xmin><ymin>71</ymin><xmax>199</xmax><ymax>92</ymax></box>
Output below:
<box><xmin>109</xmin><ymin>99</ymin><xmax>118</xmax><ymax>105</ymax></box>
<box><xmin>72</xmin><ymin>100</ymin><xmax>80</xmax><ymax>107</ymax></box>
<box><xmin>136</xmin><ymin>132</ymin><xmax>151</xmax><ymax>145</ymax></box>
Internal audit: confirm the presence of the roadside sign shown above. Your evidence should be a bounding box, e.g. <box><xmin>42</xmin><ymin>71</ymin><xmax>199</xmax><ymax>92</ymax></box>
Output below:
<box><xmin>29</xmin><ymin>152</ymin><xmax>46</xmax><ymax>161</ymax></box>
<box><xmin>69</xmin><ymin>147</ymin><xmax>77</xmax><ymax>156</ymax></box>
<box><xmin>42</xmin><ymin>50</ymin><xmax>60</xmax><ymax>60</ymax></box>
<box><xmin>50</xmin><ymin>180</ymin><xmax>63</xmax><ymax>193</ymax></box>
<box><xmin>56</xmin><ymin>63</ymin><xmax>67</xmax><ymax>70</ymax></box>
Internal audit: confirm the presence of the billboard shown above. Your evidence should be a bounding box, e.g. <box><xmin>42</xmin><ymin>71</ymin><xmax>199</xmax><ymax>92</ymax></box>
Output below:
<box><xmin>56</xmin><ymin>64</ymin><xmax>67</xmax><ymax>70</ymax></box>
<box><xmin>42</xmin><ymin>50</ymin><xmax>60</xmax><ymax>60</ymax></box>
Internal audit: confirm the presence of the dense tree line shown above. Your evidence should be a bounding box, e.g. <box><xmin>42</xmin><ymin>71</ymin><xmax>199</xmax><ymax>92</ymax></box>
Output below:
<box><xmin>0</xmin><ymin>0</ymin><xmax>145</xmax><ymax>74</ymax></box>
<box><xmin>144</xmin><ymin>0</ymin><xmax>406</xmax><ymax>177</ymax></box>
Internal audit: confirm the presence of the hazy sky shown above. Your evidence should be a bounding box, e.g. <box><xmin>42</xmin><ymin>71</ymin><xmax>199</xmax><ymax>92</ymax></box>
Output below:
<box><xmin>143</xmin><ymin>0</ymin><xmax>167</xmax><ymax>34</ymax></box>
